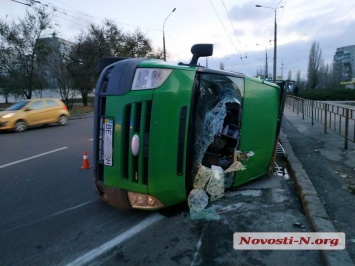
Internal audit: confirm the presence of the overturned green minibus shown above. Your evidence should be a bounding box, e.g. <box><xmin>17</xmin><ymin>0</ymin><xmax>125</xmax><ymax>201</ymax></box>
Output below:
<box><xmin>93</xmin><ymin>44</ymin><xmax>286</xmax><ymax>210</ymax></box>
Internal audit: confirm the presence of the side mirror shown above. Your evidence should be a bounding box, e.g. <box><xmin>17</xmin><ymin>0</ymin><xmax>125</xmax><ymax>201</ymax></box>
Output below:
<box><xmin>189</xmin><ymin>44</ymin><xmax>213</xmax><ymax>65</ymax></box>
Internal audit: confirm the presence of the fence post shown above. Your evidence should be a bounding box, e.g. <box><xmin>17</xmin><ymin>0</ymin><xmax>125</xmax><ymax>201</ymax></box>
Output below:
<box><xmin>345</xmin><ymin>108</ymin><xmax>349</xmax><ymax>150</ymax></box>
<box><xmin>311</xmin><ymin>101</ymin><xmax>314</xmax><ymax>126</ymax></box>
<box><xmin>302</xmin><ymin>99</ymin><xmax>304</xmax><ymax>120</ymax></box>
<box><xmin>324</xmin><ymin>103</ymin><xmax>328</xmax><ymax>134</ymax></box>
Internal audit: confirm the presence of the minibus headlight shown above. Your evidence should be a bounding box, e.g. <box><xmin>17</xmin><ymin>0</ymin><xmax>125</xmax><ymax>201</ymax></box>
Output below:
<box><xmin>132</xmin><ymin>68</ymin><xmax>172</xmax><ymax>90</ymax></box>
<box><xmin>127</xmin><ymin>192</ymin><xmax>164</xmax><ymax>209</ymax></box>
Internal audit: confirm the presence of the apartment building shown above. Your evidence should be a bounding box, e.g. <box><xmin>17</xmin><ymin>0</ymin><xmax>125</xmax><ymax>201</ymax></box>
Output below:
<box><xmin>333</xmin><ymin>44</ymin><xmax>355</xmax><ymax>82</ymax></box>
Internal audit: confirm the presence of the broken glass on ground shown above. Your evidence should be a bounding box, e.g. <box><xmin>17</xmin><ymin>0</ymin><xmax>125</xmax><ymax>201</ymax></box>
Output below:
<box><xmin>224</xmin><ymin>172</ymin><xmax>234</xmax><ymax>188</ymax></box>
<box><xmin>187</xmin><ymin>189</ymin><xmax>209</xmax><ymax>212</ymax></box>
<box><xmin>189</xmin><ymin>207</ymin><xmax>221</xmax><ymax>221</ymax></box>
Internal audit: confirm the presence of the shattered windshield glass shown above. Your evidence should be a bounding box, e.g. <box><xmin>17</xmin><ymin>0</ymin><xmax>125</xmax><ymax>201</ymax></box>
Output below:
<box><xmin>193</xmin><ymin>73</ymin><xmax>243</xmax><ymax>170</ymax></box>
<box><xmin>188</xmin><ymin>73</ymin><xmax>254</xmax><ymax>219</ymax></box>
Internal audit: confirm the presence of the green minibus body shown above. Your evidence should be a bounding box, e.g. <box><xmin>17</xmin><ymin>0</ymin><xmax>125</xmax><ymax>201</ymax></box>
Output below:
<box><xmin>93</xmin><ymin>44</ymin><xmax>285</xmax><ymax>210</ymax></box>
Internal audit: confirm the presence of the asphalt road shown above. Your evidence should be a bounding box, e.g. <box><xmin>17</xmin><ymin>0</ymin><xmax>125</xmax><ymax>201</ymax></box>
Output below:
<box><xmin>0</xmin><ymin>118</ymin><xmax>157</xmax><ymax>265</ymax></box>
<box><xmin>94</xmin><ymin>157</ymin><xmax>321</xmax><ymax>266</ymax></box>
<box><xmin>2</xmin><ymin>112</ymin><xmax>352</xmax><ymax>265</ymax></box>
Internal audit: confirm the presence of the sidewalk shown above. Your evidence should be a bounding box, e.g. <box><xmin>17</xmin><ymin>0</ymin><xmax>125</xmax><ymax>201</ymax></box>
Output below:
<box><xmin>281</xmin><ymin>107</ymin><xmax>354</xmax><ymax>265</ymax></box>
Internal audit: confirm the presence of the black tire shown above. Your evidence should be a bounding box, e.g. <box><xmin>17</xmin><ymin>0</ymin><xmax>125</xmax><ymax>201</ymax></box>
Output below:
<box><xmin>58</xmin><ymin>115</ymin><xmax>69</xmax><ymax>126</ymax></box>
<box><xmin>15</xmin><ymin>120</ymin><xmax>27</xmax><ymax>132</ymax></box>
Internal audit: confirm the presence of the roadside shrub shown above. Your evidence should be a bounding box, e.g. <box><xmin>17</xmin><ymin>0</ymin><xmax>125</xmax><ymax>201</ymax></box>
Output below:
<box><xmin>297</xmin><ymin>88</ymin><xmax>355</xmax><ymax>101</ymax></box>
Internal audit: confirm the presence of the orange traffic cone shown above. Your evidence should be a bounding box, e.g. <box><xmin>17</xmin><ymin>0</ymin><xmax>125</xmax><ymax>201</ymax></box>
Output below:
<box><xmin>81</xmin><ymin>151</ymin><xmax>92</xmax><ymax>169</ymax></box>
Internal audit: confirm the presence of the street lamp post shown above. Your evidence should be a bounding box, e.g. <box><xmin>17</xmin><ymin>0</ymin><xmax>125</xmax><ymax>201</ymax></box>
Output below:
<box><xmin>163</xmin><ymin>8</ymin><xmax>176</xmax><ymax>61</ymax></box>
<box><xmin>265</xmin><ymin>49</ymin><xmax>268</xmax><ymax>79</ymax></box>
<box><xmin>256</xmin><ymin>42</ymin><xmax>271</xmax><ymax>79</ymax></box>
<box><xmin>255</xmin><ymin>4</ymin><xmax>283</xmax><ymax>81</ymax></box>
<box><xmin>220</xmin><ymin>57</ymin><xmax>230</xmax><ymax>70</ymax></box>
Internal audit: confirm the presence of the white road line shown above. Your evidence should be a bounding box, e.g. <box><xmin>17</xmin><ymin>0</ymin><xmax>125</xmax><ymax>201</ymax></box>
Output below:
<box><xmin>0</xmin><ymin>147</ymin><xmax>69</xmax><ymax>169</ymax></box>
<box><xmin>46</xmin><ymin>199</ymin><xmax>96</xmax><ymax>219</ymax></box>
<box><xmin>66</xmin><ymin>213</ymin><xmax>163</xmax><ymax>266</ymax></box>
<box><xmin>191</xmin><ymin>224</ymin><xmax>207</xmax><ymax>266</ymax></box>
<box><xmin>7</xmin><ymin>200</ymin><xmax>97</xmax><ymax>232</ymax></box>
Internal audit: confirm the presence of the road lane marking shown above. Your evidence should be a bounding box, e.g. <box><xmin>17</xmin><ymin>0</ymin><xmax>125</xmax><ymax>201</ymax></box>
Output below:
<box><xmin>191</xmin><ymin>224</ymin><xmax>207</xmax><ymax>266</ymax></box>
<box><xmin>6</xmin><ymin>200</ymin><xmax>97</xmax><ymax>232</ymax></box>
<box><xmin>66</xmin><ymin>213</ymin><xmax>163</xmax><ymax>266</ymax></box>
<box><xmin>0</xmin><ymin>147</ymin><xmax>69</xmax><ymax>169</ymax></box>
<box><xmin>45</xmin><ymin>199</ymin><xmax>96</xmax><ymax>218</ymax></box>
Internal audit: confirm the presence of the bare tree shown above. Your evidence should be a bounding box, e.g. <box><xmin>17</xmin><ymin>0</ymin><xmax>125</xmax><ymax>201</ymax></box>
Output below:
<box><xmin>0</xmin><ymin>76</ymin><xmax>12</xmax><ymax>103</ymax></box>
<box><xmin>287</xmin><ymin>70</ymin><xmax>292</xmax><ymax>80</ymax></box>
<box><xmin>147</xmin><ymin>48</ymin><xmax>163</xmax><ymax>59</ymax></box>
<box><xmin>67</xmin><ymin>36</ymin><xmax>96</xmax><ymax>106</ymax></box>
<box><xmin>122</xmin><ymin>29</ymin><xmax>153</xmax><ymax>58</ymax></box>
<box><xmin>296</xmin><ymin>71</ymin><xmax>301</xmax><ymax>84</ymax></box>
<box><xmin>42</xmin><ymin>43</ymin><xmax>77</xmax><ymax>108</ymax></box>
<box><xmin>296</xmin><ymin>70</ymin><xmax>306</xmax><ymax>90</ymax></box>
<box><xmin>0</xmin><ymin>5</ymin><xmax>56</xmax><ymax>99</ymax></box>
<box><xmin>68</xmin><ymin>21</ymin><xmax>157</xmax><ymax>106</ymax></box>
<box><xmin>318</xmin><ymin>61</ymin><xmax>329</xmax><ymax>89</ymax></box>
<box><xmin>307</xmin><ymin>41</ymin><xmax>322</xmax><ymax>89</ymax></box>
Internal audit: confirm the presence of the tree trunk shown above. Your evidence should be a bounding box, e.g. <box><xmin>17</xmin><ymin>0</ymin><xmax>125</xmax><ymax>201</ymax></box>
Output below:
<box><xmin>81</xmin><ymin>88</ymin><xmax>88</xmax><ymax>106</ymax></box>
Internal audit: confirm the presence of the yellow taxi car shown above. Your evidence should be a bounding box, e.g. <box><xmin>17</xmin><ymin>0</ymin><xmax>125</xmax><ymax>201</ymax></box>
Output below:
<box><xmin>0</xmin><ymin>98</ymin><xmax>70</xmax><ymax>132</ymax></box>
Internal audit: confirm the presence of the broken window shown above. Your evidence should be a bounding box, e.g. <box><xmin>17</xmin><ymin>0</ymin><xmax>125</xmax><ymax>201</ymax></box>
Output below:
<box><xmin>193</xmin><ymin>73</ymin><xmax>243</xmax><ymax>172</ymax></box>
<box><xmin>188</xmin><ymin>73</ymin><xmax>254</xmax><ymax>219</ymax></box>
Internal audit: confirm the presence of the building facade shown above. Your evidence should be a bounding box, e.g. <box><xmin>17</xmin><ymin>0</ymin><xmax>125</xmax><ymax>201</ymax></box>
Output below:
<box><xmin>333</xmin><ymin>44</ymin><xmax>355</xmax><ymax>82</ymax></box>
<box><xmin>35</xmin><ymin>37</ymin><xmax>75</xmax><ymax>99</ymax></box>
<box><xmin>37</xmin><ymin>36</ymin><xmax>74</xmax><ymax>54</ymax></box>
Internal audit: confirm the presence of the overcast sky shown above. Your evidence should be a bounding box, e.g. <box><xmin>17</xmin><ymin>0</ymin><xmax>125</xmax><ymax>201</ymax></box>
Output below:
<box><xmin>2</xmin><ymin>0</ymin><xmax>355</xmax><ymax>80</ymax></box>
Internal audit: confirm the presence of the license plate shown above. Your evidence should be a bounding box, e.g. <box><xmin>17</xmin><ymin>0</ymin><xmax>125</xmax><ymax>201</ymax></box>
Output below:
<box><xmin>103</xmin><ymin>118</ymin><xmax>113</xmax><ymax>166</ymax></box>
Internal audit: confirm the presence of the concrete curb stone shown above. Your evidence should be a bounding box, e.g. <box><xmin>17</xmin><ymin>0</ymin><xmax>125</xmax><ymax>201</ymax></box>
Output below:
<box><xmin>69</xmin><ymin>113</ymin><xmax>94</xmax><ymax>120</ymax></box>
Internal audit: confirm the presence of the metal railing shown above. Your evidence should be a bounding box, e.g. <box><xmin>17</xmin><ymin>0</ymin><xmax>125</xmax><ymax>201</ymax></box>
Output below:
<box><xmin>285</xmin><ymin>96</ymin><xmax>355</xmax><ymax>149</ymax></box>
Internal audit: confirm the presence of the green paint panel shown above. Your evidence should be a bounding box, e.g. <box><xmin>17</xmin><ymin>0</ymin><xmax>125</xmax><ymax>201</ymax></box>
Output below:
<box><xmin>234</xmin><ymin>78</ymin><xmax>280</xmax><ymax>186</ymax></box>
<box><xmin>103</xmin><ymin>91</ymin><xmax>153</xmax><ymax>194</ymax></box>
<box><xmin>103</xmin><ymin>67</ymin><xmax>196</xmax><ymax>207</ymax></box>
<box><xmin>147</xmin><ymin>69</ymin><xmax>196</xmax><ymax>206</ymax></box>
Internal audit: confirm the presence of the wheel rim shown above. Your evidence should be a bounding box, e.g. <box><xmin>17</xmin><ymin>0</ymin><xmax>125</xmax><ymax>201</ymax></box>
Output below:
<box><xmin>59</xmin><ymin>115</ymin><xmax>68</xmax><ymax>125</ymax></box>
<box><xmin>15</xmin><ymin>121</ymin><xmax>26</xmax><ymax>132</ymax></box>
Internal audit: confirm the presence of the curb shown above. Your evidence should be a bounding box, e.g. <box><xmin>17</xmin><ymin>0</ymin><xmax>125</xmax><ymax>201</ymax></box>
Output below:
<box><xmin>69</xmin><ymin>113</ymin><xmax>94</xmax><ymax>120</ymax></box>
<box><xmin>279</xmin><ymin>130</ymin><xmax>354</xmax><ymax>266</ymax></box>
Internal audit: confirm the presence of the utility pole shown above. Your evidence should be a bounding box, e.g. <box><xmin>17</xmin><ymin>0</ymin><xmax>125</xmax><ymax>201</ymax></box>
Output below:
<box><xmin>256</xmin><ymin>4</ymin><xmax>283</xmax><ymax>82</ymax></box>
<box><xmin>280</xmin><ymin>59</ymin><xmax>285</xmax><ymax>80</ymax></box>
<box><xmin>256</xmin><ymin>43</ymin><xmax>270</xmax><ymax>79</ymax></box>
<box><xmin>265</xmin><ymin>48</ymin><xmax>269</xmax><ymax>79</ymax></box>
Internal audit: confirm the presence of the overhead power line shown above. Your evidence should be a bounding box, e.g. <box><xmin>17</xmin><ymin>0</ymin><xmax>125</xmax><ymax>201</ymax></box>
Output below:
<box><xmin>209</xmin><ymin>0</ymin><xmax>237</xmax><ymax>51</ymax></box>
<box><xmin>10</xmin><ymin>0</ymin><xmax>31</xmax><ymax>6</ymax></box>
<box><xmin>208</xmin><ymin>0</ymin><xmax>256</xmax><ymax>74</ymax></box>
